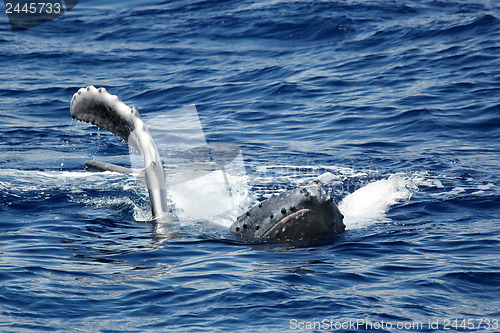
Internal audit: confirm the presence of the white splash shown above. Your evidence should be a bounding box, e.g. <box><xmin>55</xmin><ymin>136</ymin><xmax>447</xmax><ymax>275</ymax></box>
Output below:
<box><xmin>339</xmin><ymin>174</ymin><xmax>415</xmax><ymax>230</ymax></box>
<box><xmin>168</xmin><ymin>171</ymin><xmax>250</xmax><ymax>227</ymax></box>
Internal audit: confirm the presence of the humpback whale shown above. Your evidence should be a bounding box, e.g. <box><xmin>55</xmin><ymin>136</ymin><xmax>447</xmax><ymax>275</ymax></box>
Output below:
<box><xmin>70</xmin><ymin>86</ymin><xmax>345</xmax><ymax>242</ymax></box>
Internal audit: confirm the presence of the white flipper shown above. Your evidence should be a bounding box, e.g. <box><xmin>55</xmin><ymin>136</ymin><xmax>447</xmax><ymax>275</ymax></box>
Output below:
<box><xmin>70</xmin><ymin>86</ymin><xmax>168</xmax><ymax>218</ymax></box>
<box><xmin>84</xmin><ymin>160</ymin><xmax>134</xmax><ymax>174</ymax></box>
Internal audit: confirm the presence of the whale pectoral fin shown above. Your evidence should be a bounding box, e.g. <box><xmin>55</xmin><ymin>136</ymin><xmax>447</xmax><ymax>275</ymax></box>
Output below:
<box><xmin>84</xmin><ymin>160</ymin><xmax>135</xmax><ymax>174</ymax></box>
<box><xmin>70</xmin><ymin>86</ymin><xmax>142</xmax><ymax>152</ymax></box>
<box><xmin>70</xmin><ymin>86</ymin><xmax>168</xmax><ymax>218</ymax></box>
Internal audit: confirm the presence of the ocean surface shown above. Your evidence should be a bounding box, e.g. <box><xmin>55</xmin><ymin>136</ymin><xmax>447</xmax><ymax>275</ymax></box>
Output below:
<box><xmin>1</xmin><ymin>0</ymin><xmax>499</xmax><ymax>332</ymax></box>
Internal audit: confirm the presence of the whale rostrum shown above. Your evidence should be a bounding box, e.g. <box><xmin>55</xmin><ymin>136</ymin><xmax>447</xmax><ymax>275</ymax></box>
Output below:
<box><xmin>70</xmin><ymin>86</ymin><xmax>345</xmax><ymax>242</ymax></box>
<box><xmin>230</xmin><ymin>180</ymin><xmax>345</xmax><ymax>242</ymax></box>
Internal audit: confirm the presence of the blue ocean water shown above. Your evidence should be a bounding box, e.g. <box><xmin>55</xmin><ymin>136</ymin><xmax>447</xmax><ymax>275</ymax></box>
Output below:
<box><xmin>1</xmin><ymin>0</ymin><xmax>499</xmax><ymax>332</ymax></box>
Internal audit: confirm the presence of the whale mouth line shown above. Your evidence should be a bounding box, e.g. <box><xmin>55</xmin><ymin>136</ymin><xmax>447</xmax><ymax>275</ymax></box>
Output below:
<box><xmin>279</xmin><ymin>208</ymin><xmax>310</xmax><ymax>225</ymax></box>
<box><xmin>256</xmin><ymin>207</ymin><xmax>312</xmax><ymax>240</ymax></box>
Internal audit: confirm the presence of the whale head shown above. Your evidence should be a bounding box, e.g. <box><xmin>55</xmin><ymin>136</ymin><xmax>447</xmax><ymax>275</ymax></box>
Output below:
<box><xmin>230</xmin><ymin>180</ymin><xmax>345</xmax><ymax>243</ymax></box>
